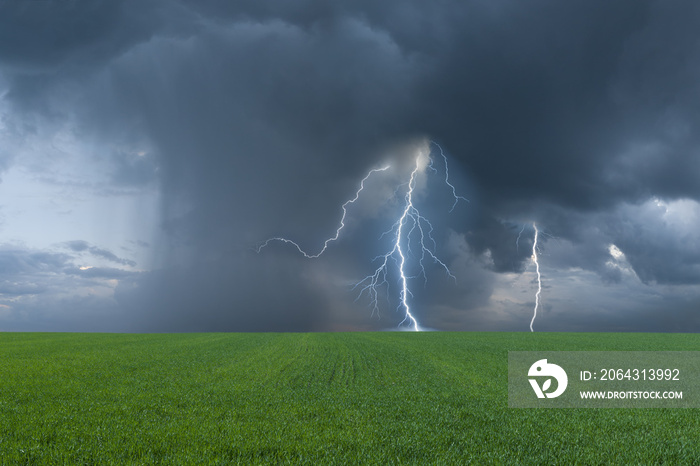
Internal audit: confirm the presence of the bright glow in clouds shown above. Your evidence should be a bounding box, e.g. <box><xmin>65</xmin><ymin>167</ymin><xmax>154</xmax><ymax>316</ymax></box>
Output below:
<box><xmin>609</xmin><ymin>244</ymin><xmax>624</xmax><ymax>260</ymax></box>
<box><xmin>415</xmin><ymin>147</ymin><xmax>431</xmax><ymax>172</ymax></box>
<box><xmin>258</xmin><ymin>141</ymin><xmax>467</xmax><ymax>331</ymax></box>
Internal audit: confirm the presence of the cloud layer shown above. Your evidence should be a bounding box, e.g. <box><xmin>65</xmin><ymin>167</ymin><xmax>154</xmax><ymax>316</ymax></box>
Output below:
<box><xmin>1</xmin><ymin>1</ymin><xmax>700</xmax><ymax>331</ymax></box>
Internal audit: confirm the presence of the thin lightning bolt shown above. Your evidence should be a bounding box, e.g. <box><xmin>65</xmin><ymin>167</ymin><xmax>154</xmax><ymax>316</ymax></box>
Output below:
<box><xmin>256</xmin><ymin>166</ymin><xmax>390</xmax><ymax>257</ymax></box>
<box><xmin>530</xmin><ymin>222</ymin><xmax>541</xmax><ymax>332</ymax></box>
<box><xmin>515</xmin><ymin>224</ymin><xmax>526</xmax><ymax>253</ymax></box>
<box><xmin>431</xmin><ymin>141</ymin><xmax>469</xmax><ymax>212</ymax></box>
<box><xmin>258</xmin><ymin>143</ymin><xmax>466</xmax><ymax>331</ymax></box>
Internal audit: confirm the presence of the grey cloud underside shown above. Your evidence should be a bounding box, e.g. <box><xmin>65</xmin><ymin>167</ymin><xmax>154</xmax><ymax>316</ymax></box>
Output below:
<box><xmin>62</xmin><ymin>241</ymin><xmax>136</xmax><ymax>267</ymax></box>
<box><xmin>1</xmin><ymin>0</ymin><xmax>700</xmax><ymax>331</ymax></box>
<box><xmin>0</xmin><ymin>246</ymin><xmax>137</xmax><ymax>283</ymax></box>
<box><xmin>0</xmin><ymin>246</ymin><xmax>138</xmax><ymax>331</ymax></box>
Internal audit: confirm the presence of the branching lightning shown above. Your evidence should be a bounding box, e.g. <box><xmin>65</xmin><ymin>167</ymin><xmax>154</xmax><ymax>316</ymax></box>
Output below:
<box><xmin>431</xmin><ymin>142</ymin><xmax>469</xmax><ymax>212</ymax></box>
<box><xmin>256</xmin><ymin>166</ymin><xmax>390</xmax><ymax>257</ymax></box>
<box><xmin>530</xmin><ymin>222</ymin><xmax>542</xmax><ymax>332</ymax></box>
<box><xmin>257</xmin><ymin>142</ymin><xmax>467</xmax><ymax>331</ymax></box>
<box><xmin>353</xmin><ymin>156</ymin><xmax>459</xmax><ymax>331</ymax></box>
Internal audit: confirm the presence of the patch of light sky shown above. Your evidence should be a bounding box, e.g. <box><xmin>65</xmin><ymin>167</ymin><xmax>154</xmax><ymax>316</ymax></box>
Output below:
<box><xmin>0</xmin><ymin>96</ymin><xmax>159</xmax><ymax>271</ymax></box>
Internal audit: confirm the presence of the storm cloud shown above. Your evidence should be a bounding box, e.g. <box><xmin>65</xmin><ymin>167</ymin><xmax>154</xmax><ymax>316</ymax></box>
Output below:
<box><xmin>1</xmin><ymin>0</ymin><xmax>699</xmax><ymax>331</ymax></box>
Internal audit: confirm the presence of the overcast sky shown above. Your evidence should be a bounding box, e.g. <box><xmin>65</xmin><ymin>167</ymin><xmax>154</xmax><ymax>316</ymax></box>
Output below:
<box><xmin>1</xmin><ymin>0</ymin><xmax>699</xmax><ymax>332</ymax></box>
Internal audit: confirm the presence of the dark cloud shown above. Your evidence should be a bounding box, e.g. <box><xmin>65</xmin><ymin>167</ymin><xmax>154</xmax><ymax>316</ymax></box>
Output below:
<box><xmin>61</xmin><ymin>241</ymin><xmax>137</xmax><ymax>267</ymax></box>
<box><xmin>2</xmin><ymin>1</ymin><xmax>700</xmax><ymax>331</ymax></box>
<box><xmin>0</xmin><ymin>245</ymin><xmax>138</xmax><ymax>282</ymax></box>
<box><xmin>0</xmin><ymin>248</ymin><xmax>71</xmax><ymax>276</ymax></box>
<box><xmin>65</xmin><ymin>266</ymin><xmax>138</xmax><ymax>280</ymax></box>
<box><xmin>87</xmin><ymin>247</ymin><xmax>137</xmax><ymax>267</ymax></box>
<box><xmin>0</xmin><ymin>245</ymin><xmax>141</xmax><ymax>331</ymax></box>
<box><xmin>0</xmin><ymin>0</ymin><xmax>166</xmax><ymax>72</ymax></box>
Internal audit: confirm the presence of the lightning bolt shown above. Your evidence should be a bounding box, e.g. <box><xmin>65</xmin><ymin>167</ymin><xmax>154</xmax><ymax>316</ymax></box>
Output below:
<box><xmin>515</xmin><ymin>224</ymin><xmax>527</xmax><ymax>253</ymax></box>
<box><xmin>354</xmin><ymin>151</ymin><xmax>464</xmax><ymax>331</ymax></box>
<box><xmin>258</xmin><ymin>142</ymin><xmax>466</xmax><ymax>331</ymax></box>
<box><xmin>354</xmin><ymin>161</ymin><xmax>424</xmax><ymax>331</ymax></box>
<box><xmin>256</xmin><ymin>166</ymin><xmax>390</xmax><ymax>257</ymax></box>
<box><xmin>530</xmin><ymin>222</ymin><xmax>541</xmax><ymax>332</ymax></box>
<box><xmin>431</xmin><ymin>141</ymin><xmax>469</xmax><ymax>212</ymax></box>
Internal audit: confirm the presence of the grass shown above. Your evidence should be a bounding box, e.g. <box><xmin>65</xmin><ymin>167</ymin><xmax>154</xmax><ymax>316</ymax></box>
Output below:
<box><xmin>0</xmin><ymin>331</ymin><xmax>699</xmax><ymax>464</ymax></box>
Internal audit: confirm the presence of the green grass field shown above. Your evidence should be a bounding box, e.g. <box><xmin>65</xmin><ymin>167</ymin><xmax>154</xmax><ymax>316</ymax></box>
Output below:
<box><xmin>1</xmin><ymin>332</ymin><xmax>699</xmax><ymax>464</ymax></box>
